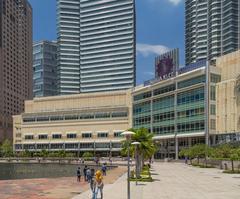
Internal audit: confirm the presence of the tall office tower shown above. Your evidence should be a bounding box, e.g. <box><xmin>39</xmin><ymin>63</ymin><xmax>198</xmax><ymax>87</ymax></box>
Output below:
<box><xmin>57</xmin><ymin>0</ymin><xmax>136</xmax><ymax>94</ymax></box>
<box><xmin>0</xmin><ymin>0</ymin><xmax>33</xmax><ymax>142</ymax></box>
<box><xmin>33</xmin><ymin>41</ymin><xmax>58</xmax><ymax>97</ymax></box>
<box><xmin>185</xmin><ymin>0</ymin><xmax>240</xmax><ymax>65</ymax></box>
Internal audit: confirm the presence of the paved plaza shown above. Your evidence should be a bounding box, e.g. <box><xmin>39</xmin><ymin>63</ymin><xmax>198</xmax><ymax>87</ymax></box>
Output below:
<box><xmin>73</xmin><ymin>162</ymin><xmax>240</xmax><ymax>199</ymax></box>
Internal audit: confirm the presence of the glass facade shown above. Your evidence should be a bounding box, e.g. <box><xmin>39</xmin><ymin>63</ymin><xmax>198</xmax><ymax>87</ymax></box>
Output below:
<box><xmin>57</xmin><ymin>0</ymin><xmax>135</xmax><ymax>94</ymax></box>
<box><xmin>33</xmin><ymin>41</ymin><xmax>57</xmax><ymax>97</ymax></box>
<box><xmin>133</xmin><ymin>84</ymin><xmax>206</xmax><ymax>135</ymax></box>
<box><xmin>133</xmin><ymin>65</ymin><xmax>221</xmax><ymax>158</ymax></box>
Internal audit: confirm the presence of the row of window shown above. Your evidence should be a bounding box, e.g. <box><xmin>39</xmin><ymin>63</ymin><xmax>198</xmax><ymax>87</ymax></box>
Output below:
<box><xmin>24</xmin><ymin>132</ymin><xmax>123</xmax><ymax>140</ymax></box>
<box><xmin>23</xmin><ymin>111</ymin><xmax>128</xmax><ymax>123</ymax></box>
<box><xmin>15</xmin><ymin>142</ymin><xmax>122</xmax><ymax>150</ymax></box>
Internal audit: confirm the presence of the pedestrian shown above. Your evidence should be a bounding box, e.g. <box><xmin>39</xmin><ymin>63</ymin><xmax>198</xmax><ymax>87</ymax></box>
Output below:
<box><xmin>185</xmin><ymin>156</ymin><xmax>188</xmax><ymax>164</ymax></box>
<box><xmin>83</xmin><ymin>165</ymin><xmax>88</xmax><ymax>181</ymax></box>
<box><xmin>91</xmin><ymin>168</ymin><xmax>95</xmax><ymax>178</ymax></box>
<box><xmin>101</xmin><ymin>163</ymin><xmax>107</xmax><ymax>176</ymax></box>
<box><xmin>77</xmin><ymin>167</ymin><xmax>81</xmax><ymax>182</ymax></box>
<box><xmin>93</xmin><ymin>170</ymin><xmax>104</xmax><ymax>199</ymax></box>
<box><xmin>86</xmin><ymin>167</ymin><xmax>91</xmax><ymax>183</ymax></box>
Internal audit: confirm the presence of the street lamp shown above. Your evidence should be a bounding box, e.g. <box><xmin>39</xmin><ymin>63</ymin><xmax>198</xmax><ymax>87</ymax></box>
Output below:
<box><xmin>121</xmin><ymin>131</ymin><xmax>135</xmax><ymax>199</ymax></box>
<box><xmin>131</xmin><ymin>141</ymin><xmax>140</xmax><ymax>185</ymax></box>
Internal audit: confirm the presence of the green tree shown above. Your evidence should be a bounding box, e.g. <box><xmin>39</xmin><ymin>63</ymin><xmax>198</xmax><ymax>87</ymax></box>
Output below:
<box><xmin>82</xmin><ymin>152</ymin><xmax>93</xmax><ymax>160</ymax></box>
<box><xmin>121</xmin><ymin>128</ymin><xmax>156</xmax><ymax>178</ymax></box>
<box><xmin>230</xmin><ymin>149</ymin><xmax>240</xmax><ymax>172</ymax></box>
<box><xmin>0</xmin><ymin>139</ymin><xmax>13</xmax><ymax>157</ymax></box>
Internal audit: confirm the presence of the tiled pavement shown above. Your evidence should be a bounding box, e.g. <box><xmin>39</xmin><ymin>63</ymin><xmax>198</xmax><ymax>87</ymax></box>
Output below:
<box><xmin>73</xmin><ymin>162</ymin><xmax>240</xmax><ymax>199</ymax></box>
<box><xmin>0</xmin><ymin>166</ymin><xmax>126</xmax><ymax>199</ymax></box>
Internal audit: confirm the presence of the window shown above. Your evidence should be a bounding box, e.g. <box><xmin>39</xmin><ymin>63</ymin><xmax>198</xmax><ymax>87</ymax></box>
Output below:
<box><xmin>67</xmin><ymin>134</ymin><xmax>77</xmax><ymax>139</ymax></box>
<box><xmin>210</xmin><ymin>86</ymin><xmax>216</xmax><ymax>100</ymax></box>
<box><xmin>38</xmin><ymin>134</ymin><xmax>48</xmax><ymax>139</ymax></box>
<box><xmin>23</xmin><ymin>117</ymin><xmax>35</xmax><ymax>123</ymax></box>
<box><xmin>82</xmin><ymin>133</ymin><xmax>92</xmax><ymax>138</ymax></box>
<box><xmin>178</xmin><ymin>75</ymin><xmax>205</xmax><ymax>89</ymax></box>
<box><xmin>95</xmin><ymin>143</ymin><xmax>110</xmax><ymax>148</ymax></box>
<box><xmin>112</xmin><ymin>112</ymin><xmax>128</xmax><ymax>118</ymax></box>
<box><xmin>52</xmin><ymin>134</ymin><xmax>62</xmax><ymax>139</ymax></box>
<box><xmin>114</xmin><ymin>132</ymin><xmax>123</xmax><ymax>137</ymax></box>
<box><xmin>95</xmin><ymin>112</ymin><xmax>110</xmax><ymax>119</ymax></box>
<box><xmin>112</xmin><ymin>143</ymin><xmax>122</xmax><ymax>148</ymax></box>
<box><xmin>210</xmin><ymin>104</ymin><xmax>216</xmax><ymax>115</ymax></box>
<box><xmin>79</xmin><ymin>114</ymin><xmax>94</xmax><ymax>119</ymax></box>
<box><xmin>36</xmin><ymin>116</ymin><xmax>49</xmax><ymax>122</ymax></box>
<box><xmin>210</xmin><ymin>74</ymin><xmax>221</xmax><ymax>83</ymax></box>
<box><xmin>25</xmin><ymin>135</ymin><xmax>34</xmax><ymax>140</ymax></box>
<box><xmin>65</xmin><ymin>115</ymin><xmax>78</xmax><ymax>120</ymax></box>
<box><xmin>210</xmin><ymin>119</ymin><xmax>216</xmax><ymax>130</ymax></box>
<box><xmin>97</xmin><ymin>132</ymin><xmax>108</xmax><ymax>138</ymax></box>
<box><xmin>153</xmin><ymin>84</ymin><xmax>175</xmax><ymax>96</ymax></box>
<box><xmin>134</xmin><ymin>91</ymin><xmax>152</xmax><ymax>101</ymax></box>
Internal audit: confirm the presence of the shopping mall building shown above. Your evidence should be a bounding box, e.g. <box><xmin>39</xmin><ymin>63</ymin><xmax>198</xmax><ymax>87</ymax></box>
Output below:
<box><xmin>13</xmin><ymin>90</ymin><xmax>132</xmax><ymax>157</ymax></box>
<box><xmin>13</xmin><ymin>51</ymin><xmax>240</xmax><ymax>158</ymax></box>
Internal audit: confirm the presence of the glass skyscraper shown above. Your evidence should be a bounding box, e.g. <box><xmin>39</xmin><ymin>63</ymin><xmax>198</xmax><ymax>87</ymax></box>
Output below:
<box><xmin>33</xmin><ymin>41</ymin><xmax>58</xmax><ymax>97</ymax></box>
<box><xmin>185</xmin><ymin>0</ymin><xmax>240</xmax><ymax>65</ymax></box>
<box><xmin>57</xmin><ymin>0</ymin><xmax>136</xmax><ymax>95</ymax></box>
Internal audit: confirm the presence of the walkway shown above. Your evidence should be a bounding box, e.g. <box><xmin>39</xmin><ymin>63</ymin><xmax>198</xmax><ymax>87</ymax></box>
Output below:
<box><xmin>72</xmin><ymin>162</ymin><xmax>240</xmax><ymax>199</ymax></box>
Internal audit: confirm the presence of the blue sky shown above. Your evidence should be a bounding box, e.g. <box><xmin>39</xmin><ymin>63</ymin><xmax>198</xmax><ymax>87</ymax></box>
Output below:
<box><xmin>29</xmin><ymin>0</ymin><xmax>184</xmax><ymax>85</ymax></box>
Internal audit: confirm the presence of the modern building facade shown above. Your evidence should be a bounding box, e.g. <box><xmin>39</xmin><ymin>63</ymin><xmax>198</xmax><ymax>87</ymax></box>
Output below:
<box><xmin>13</xmin><ymin>90</ymin><xmax>132</xmax><ymax>156</ymax></box>
<box><xmin>0</xmin><ymin>0</ymin><xmax>33</xmax><ymax>142</ymax></box>
<box><xmin>57</xmin><ymin>0</ymin><xmax>136</xmax><ymax>94</ymax></box>
<box><xmin>214</xmin><ymin>50</ymin><xmax>240</xmax><ymax>144</ymax></box>
<box><xmin>33</xmin><ymin>41</ymin><xmax>58</xmax><ymax>97</ymax></box>
<box><xmin>133</xmin><ymin>61</ymin><xmax>222</xmax><ymax>159</ymax></box>
<box><xmin>185</xmin><ymin>0</ymin><xmax>240</xmax><ymax>65</ymax></box>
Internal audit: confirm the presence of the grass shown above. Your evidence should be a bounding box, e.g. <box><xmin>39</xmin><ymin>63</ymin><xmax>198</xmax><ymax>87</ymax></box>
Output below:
<box><xmin>192</xmin><ymin>163</ymin><xmax>215</xmax><ymax>168</ymax></box>
<box><xmin>223</xmin><ymin>170</ymin><xmax>240</xmax><ymax>174</ymax></box>
<box><xmin>130</xmin><ymin>165</ymin><xmax>153</xmax><ymax>182</ymax></box>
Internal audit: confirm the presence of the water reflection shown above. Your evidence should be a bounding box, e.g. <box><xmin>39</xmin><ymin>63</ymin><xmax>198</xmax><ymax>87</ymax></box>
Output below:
<box><xmin>0</xmin><ymin>163</ymin><xmax>103</xmax><ymax>180</ymax></box>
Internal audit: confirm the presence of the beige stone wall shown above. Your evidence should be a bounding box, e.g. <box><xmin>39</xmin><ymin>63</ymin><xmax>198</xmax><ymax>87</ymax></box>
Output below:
<box><xmin>216</xmin><ymin>50</ymin><xmax>240</xmax><ymax>134</ymax></box>
<box><xmin>25</xmin><ymin>90</ymin><xmax>132</xmax><ymax>114</ymax></box>
<box><xmin>13</xmin><ymin>90</ymin><xmax>132</xmax><ymax>147</ymax></box>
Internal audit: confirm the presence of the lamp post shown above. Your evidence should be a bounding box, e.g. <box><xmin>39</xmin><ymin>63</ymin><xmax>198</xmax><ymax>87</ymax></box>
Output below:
<box><xmin>121</xmin><ymin>131</ymin><xmax>135</xmax><ymax>199</ymax></box>
<box><xmin>131</xmin><ymin>141</ymin><xmax>140</xmax><ymax>185</ymax></box>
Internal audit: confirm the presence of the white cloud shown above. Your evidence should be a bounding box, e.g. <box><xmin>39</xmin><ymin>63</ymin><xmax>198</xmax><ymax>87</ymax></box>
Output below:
<box><xmin>148</xmin><ymin>0</ymin><xmax>182</xmax><ymax>6</ymax></box>
<box><xmin>136</xmin><ymin>43</ymin><xmax>170</xmax><ymax>57</ymax></box>
<box><xmin>168</xmin><ymin>0</ymin><xmax>182</xmax><ymax>6</ymax></box>
<box><xmin>143</xmin><ymin>71</ymin><xmax>154</xmax><ymax>76</ymax></box>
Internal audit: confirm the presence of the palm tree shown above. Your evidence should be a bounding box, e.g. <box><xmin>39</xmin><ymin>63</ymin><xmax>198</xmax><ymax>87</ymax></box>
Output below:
<box><xmin>121</xmin><ymin>128</ymin><xmax>156</xmax><ymax>178</ymax></box>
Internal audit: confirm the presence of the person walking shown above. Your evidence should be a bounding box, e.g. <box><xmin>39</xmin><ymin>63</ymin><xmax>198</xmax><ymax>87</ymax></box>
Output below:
<box><xmin>83</xmin><ymin>165</ymin><xmax>88</xmax><ymax>181</ymax></box>
<box><xmin>86</xmin><ymin>167</ymin><xmax>92</xmax><ymax>183</ymax></box>
<box><xmin>93</xmin><ymin>170</ymin><xmax>104</xmax><ymax>199</ymax></box>
<box><xmin>77</xmin><ymin>167</ymin><xmax>81</xmax><ymax>182</ymax></box>
<box><xmin>101</xmin><ymin>163</ymin><xmax>107</xmax><ymax>176</ymax></box>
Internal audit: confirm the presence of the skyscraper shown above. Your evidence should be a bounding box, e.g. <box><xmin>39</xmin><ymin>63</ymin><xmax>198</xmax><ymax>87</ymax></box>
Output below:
<box><xmin>0</xmin><ymin>0</ymin><xmax>33</xmax><ymax>142</ymax></box>
<box><xmin>185</xmin><ymin>0</ymin><xmax>240</xmax><ymax>65</ymax></box>
<box><xmin>33</xmin><ymin>41</ymin><xmax>57</xmax><ymax>97</ymax></box>
<box><xmin>57</xmin><ymin>0</ymin><xmax>136</xmax><ymax>94</ymax></box>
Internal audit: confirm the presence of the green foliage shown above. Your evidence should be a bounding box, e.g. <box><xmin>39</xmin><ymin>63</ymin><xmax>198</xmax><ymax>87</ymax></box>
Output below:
<box><xmin>179</xmin><ymin>143</ymin><xmax>240</xmax><ymax>164</ymax></box>
<box><xmin>82</xmin><ymin>152</ymin><xmax>93</xmax><ymax>160</ymax></box>
<box><xmin>121</xmin><ymin>128</ymin><xmax>156</xmax><ymax>159</ymax></box>
<box><xmin>58</xmin><ymin>150</ymin><xmax>67</xmax><ymax>158</ymax></box>
<box><xmin>0</xmin><ymin>139</ymin><xmax>13</xmax><ymax>157</ymax></box>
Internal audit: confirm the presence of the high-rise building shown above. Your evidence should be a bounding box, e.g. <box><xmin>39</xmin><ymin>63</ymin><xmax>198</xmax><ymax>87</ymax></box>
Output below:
<box><xmin>57</xmin><ymin>0</ymin><xmax>135</xmax><ymax>94</ymax></box>
<box><xmin>0</xmin><ymin>0</ymin><xmax>33</xmax><ymax>142</ymax></box>
<box><xmin>33</xmin><ymin>41</ymin><xmax>57</xmax><ymax>97</ymax></box>
<box><xmin>185</xmin><ymin>0</ymin><xmax>240</xmax><ymax>65</ymax></box>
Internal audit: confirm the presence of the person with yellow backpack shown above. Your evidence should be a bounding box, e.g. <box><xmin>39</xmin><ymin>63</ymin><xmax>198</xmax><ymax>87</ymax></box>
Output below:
<box><xmin>92</xmin><ymin>170</ymin><xmax>104</xmax><ymax>199</ymax></box>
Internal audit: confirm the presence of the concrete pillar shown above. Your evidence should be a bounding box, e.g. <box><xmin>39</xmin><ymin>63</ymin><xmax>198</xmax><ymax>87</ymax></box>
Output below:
<box><xmin>175</xmin><ymin>136</ymin><xmax>179</xmax><ymax>160</ymax></box>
